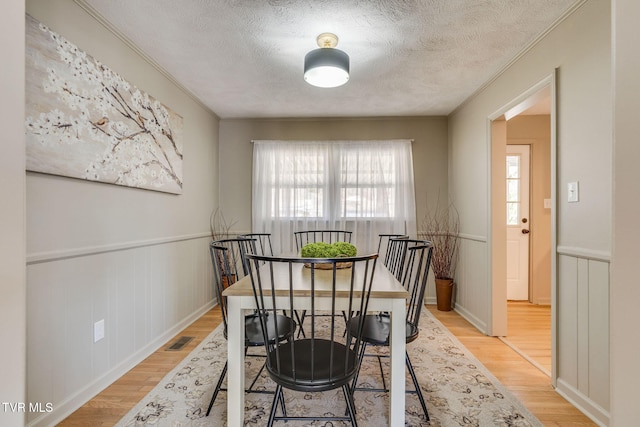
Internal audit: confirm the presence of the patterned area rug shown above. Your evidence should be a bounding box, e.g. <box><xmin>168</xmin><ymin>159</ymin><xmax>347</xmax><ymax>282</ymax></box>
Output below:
<box><xmin>116</xmin><ymin>309</ymin><xmax>543</xmax><ymax>426</ymax></box>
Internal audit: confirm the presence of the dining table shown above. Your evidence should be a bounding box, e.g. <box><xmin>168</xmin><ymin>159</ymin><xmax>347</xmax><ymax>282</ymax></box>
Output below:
<box><xmin>222</xmin><ymin>257</ymin><xmax>409</xmax><ymax>426</ymax></box>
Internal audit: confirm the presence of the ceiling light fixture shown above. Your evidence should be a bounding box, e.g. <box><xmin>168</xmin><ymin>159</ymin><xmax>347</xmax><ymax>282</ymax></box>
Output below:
<box><xmin>304</xmin><ymin>33</ymin><xmax>350</xmax><ymax>88</ymax></box>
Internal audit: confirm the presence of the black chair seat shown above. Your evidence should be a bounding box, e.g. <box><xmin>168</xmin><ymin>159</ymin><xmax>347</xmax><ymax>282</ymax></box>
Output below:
<box><xmin>265</xmin><ymin>339</ymin><xmax>358</xmax><ymax>392</ymax></box>
<box><xmin>266</xmin><ymin>339</ymin><xmax>358</xmax><ymax>392</ymax></box>
<box><xmin>244</xmin><ymin>313</ymin><xmax>296</xmax><ymax>347</ymax></box>
<box><xmin>348</xmin><ymin>314</ymin><xmax>419</xmax><ymax>345</ymax></box>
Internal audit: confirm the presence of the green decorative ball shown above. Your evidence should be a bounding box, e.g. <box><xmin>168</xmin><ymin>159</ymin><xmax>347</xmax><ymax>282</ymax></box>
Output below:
<box><xmin>301</xmin><ymin>241</ymin><xmax>357</xmax><ymax>257</ymax></box>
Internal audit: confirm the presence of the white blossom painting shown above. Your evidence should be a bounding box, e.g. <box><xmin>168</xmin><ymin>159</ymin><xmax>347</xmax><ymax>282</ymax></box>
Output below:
<box><xmin>25</xmin><ymin>14</ymin><xmax>183</xmax><ymax>194</ymax></box>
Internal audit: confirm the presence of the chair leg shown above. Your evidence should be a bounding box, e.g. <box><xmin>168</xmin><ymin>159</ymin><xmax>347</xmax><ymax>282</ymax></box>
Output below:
<box><xmin>350</xmin><ymin>341</ymin><xmax>368</xmax><ymax>395</ymax></box>
<box><xmin>206</xmin><ymin>360</ymin><xmax>228</xmax><ymax>416</ymax></box>
<box><xmin>279</xmin><ymin>387</ymin><xmax>287</xmax><ymax>417</ymax></box>
<box><xmin>376</xmin><ymin>354</ymin><xmax>387</xmax><ymax>391</ymax></box>
<box><xmin>247</xmin><ymin>358</ymin><xmax>267</xmax><ymax>392</ymax></box>
<box><xmin>267</xmin><ymin>385</ymin><xmax>282</xmax><ymax>427</ymax></box>
<box><xmin>342</xmin><ymin>384</ymin><xmax>359</xmax><ymax>426</ymax></box>
<box><xmin>294</xmin><ymin>310</ymin><xmax>306</xmax><ymax>338</ymax></box>
<box><xmin>295</xmin><ymin>310</ymin><xmax>307</xmax><ymax>338</ymax></box>
<box><xmin>405</xmin><ymin>351</ymin><xmax>429</xmax><ymax>421</ymax></box>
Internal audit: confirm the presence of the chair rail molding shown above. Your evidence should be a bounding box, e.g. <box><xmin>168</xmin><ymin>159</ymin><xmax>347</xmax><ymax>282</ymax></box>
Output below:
<box><xmin>556</xmin><ymin>246</ymin><xmax>611</xmax><ymax>263</ymax></box>
<box><xmin>27</xmin><ymin>232</ymin><xmax>212</xmax><ymax>264</ymax></box>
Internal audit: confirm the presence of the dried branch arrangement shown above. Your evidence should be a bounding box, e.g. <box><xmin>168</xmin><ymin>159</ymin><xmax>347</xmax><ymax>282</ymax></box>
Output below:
<box><xmin>420</xmin><ymin>199</ymin><xmax>460</xmax><ymax>280</ymax></box>
<box><xmin>210</xmin><ymin>208</ymin><xmax>238</xmax><ymax>241</ymax></box>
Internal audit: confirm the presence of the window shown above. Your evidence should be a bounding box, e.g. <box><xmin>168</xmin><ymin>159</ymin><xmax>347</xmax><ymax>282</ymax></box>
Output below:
<box><xmin>270</xmin><ymin>148</ymin><xmax>326</xmax><ymax>218</ymax></box>
<box><xmin>340</xmin><ymin>146</ymin><xmax>397</xmax><ymax>218</ymax></box>
<box><xmin>506</xmin><ymin>154</ymin><xmax>521</xmax><ymax>225</ymax></box>
<box><xmin>252</xmin><ymin>140</ymin><xmax>416</xmax><ymax>252</ymax></box>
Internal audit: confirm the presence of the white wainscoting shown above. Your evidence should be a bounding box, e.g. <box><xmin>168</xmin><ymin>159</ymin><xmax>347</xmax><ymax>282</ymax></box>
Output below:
<box><xmin>25</xmin><ymin>234</ymin><xmax>215</xmax><ymax>427</ymax></box>
<box><xmin>429</xmin><ymin>234</ymin><xmax>489</xmax><ymax>333</ymax></box>
<box><xmin>556</xmin><ymin>249</ymin><xmax>610</xmax><ymax>426</ymax></box>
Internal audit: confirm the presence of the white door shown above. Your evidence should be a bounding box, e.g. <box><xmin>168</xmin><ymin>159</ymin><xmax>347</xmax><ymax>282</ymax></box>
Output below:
<box><xmin>506</xmin><ymin>145</ymin><xmax>530</xmax><ymax>300</ymax></box>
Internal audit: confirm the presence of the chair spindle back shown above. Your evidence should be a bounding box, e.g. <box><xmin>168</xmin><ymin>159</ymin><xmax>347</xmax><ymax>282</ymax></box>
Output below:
<box><xmin>245</xmin><ymin>253</ymin><xmax>378</xmax><ymax>392</ymax></box>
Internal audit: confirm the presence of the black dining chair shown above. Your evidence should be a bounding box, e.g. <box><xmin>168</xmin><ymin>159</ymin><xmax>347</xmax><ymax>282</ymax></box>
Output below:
<box><xmin>293</xmin><ymin>229</ymin><xmax>353</xmax><ymax>252</ymax></box>
<box><xmin>348</xmin><ymin>239</ymin><xmax>433</xmax><ymax>422</ymax></box>
<box><xmin>377</xmin><ymin>233</ymin><xmax>408</xmax><ymax>256</ymax></box>
<box><xmin>205</xmin><ymin>238</ymin><xmax>296</xmax><ymax>416</ymax></box>
<box><xmin>239</xmin><ymin>233</ymin><xmax>274</xmax><ymax>256</ymax></box>
<box><xmin>245</xmin><ymin>253</ymin><xmax>379</xmax><ymax>426</ymax></box>
<box><xmin>377</xmin><ymin>234</ymin><xmax>409</xmax><ymax>279</ymax></box>
<box><xmin>240</xmin><ymin>232</ymin><xmax>307</xmax><ymax>336</ymax></box>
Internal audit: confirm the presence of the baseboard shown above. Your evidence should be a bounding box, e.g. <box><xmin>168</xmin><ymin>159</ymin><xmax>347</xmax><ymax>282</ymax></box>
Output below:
<box><xmin>555</xmin><ymin>378</ymin><xmax>610</xmax><ymax>427</ymax></box>
<box><xmin>27</xmin><ymin>300</ymin><xmax>216</xmax><ymax>427</ymax></box>
<box><xmin>451</xmin><ymin>303</ymin><xmax>489</xmax><ymax>335</ymax></box>
<box><xmin>425</xmin><ymin>299</ymin><xmax>489</xmax><ymax>334</ymax></box>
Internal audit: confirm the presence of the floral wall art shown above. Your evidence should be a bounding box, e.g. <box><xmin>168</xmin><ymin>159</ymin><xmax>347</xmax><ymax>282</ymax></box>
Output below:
<box><xmin>25</xmin><ymin>14</ymin><xmax>184</xmax><ymax>194</ymax></box>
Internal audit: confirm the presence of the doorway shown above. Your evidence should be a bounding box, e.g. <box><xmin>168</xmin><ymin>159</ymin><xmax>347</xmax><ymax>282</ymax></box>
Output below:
<box><xmin>489</xmin><ymin>74</ymin><xmax>557</xmax><ymax>382</ymax></box>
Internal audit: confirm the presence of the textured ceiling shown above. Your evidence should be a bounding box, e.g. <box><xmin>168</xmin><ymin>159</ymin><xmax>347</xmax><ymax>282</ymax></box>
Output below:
<box><xmin>80</xmin><ymin>0</ymin><xmax>579</xmax><ymax>119</ymax></box>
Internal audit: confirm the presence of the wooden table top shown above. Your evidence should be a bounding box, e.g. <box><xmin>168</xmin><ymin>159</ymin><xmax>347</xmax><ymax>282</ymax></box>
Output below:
<box><xmin>223</xmin><ymin>257</ymin><xmax>408</xmax><ymax>299</ymax></box>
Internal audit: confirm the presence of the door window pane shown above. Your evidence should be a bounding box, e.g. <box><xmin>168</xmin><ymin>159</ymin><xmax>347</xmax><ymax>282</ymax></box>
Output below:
<box><xmin>507</xmin><ymin>155</ymin><xmax>520</xmax><ymax>178</ymax></box>
<box><xmin>506</xmin><ymin>155</ymin><xmax>520</xmax><ymax>226</ymax></box>
<box><xmin>507</xmin><ymin>202</ymin><xmax>519</xmax><ymax>225</ymax></box>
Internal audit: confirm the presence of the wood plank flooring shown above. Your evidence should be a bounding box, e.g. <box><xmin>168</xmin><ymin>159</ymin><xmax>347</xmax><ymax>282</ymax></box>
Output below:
<box><xmin>60</xmin><ymin>305</ymin><xmax>596</xmax><ymax>426</ymax></box>
<box><xmin>503</xmin><ymin>301</ymin><xmax>552</xmax><ymax>375</ymax></box>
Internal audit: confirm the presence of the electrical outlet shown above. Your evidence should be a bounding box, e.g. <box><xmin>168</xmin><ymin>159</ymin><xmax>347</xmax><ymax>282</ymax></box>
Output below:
<box><xmin>94</xmin><ymin>319</ymin><xmax>105</xmax><ymax>343</ymax></box>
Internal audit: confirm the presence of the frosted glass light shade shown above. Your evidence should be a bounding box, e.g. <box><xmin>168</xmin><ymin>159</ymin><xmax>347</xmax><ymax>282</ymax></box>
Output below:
<box><xmin>304</xmin><ymin>47</ymin><xmax>350</xmax><ymax>88</ymax></box>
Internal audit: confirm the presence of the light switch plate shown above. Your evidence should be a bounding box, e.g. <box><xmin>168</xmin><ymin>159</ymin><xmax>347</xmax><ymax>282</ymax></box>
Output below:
<box><xmin>568</xmin><ymin>181</ymin><xmax>579</xmax><ymax>203</ymax></box>
<box><xmin>544</xmin><ymin>198</ymin><xmax>551</xmax><ymax>209</ymax></box>
<box><xmin>94</xmin><ymin>319</ymin><xmax>105</xmax><ymax>343</ymax></box>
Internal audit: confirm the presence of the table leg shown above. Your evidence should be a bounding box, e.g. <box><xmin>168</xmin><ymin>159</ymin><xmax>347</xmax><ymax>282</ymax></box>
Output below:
<box><xmin>226</xmin><ymin>297</ymin><xmax>245</xmax><ymax>427</ymax></box>
<box><xmin>389</xmin><ymin>298</ymin><xmax>406</xmax><ymax>426</ymax></box>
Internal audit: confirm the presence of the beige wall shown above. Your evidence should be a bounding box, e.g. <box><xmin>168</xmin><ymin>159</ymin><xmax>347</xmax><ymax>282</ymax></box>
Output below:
<box><xmin>24</xmin><ymin>1</ymin><xmax>219</xmax><ymax>425</ymax></box>
<box><xmin>449</xmin><ymin>0</ymin><xmax>611</xmax><ymax>424</ymax></box>
<box><xmin>218</xmin><ymin>117</ymin><xmax>449</xmax><ymax>234</ymax></box>
<box><xmin>507</xmin><ymin>115</ymin><xmax>552</xmax><ymax>305</ymax></box>
<box><xmin>1</xmin><ymin>1</ymin><xmax>26</xmax><ymax>426</ymax></box>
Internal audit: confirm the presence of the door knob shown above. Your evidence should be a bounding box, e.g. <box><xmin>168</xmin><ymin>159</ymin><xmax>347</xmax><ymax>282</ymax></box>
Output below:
<box><xmin>522</xmin><ymin>229</ymin><xmax>530</xmax><ymax>234</ymax></box>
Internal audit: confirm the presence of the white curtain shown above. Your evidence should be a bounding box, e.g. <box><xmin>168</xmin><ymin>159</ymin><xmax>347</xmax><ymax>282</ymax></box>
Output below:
<box><xmin>252</xmin><ymin>140</ymin><xmax>416</xmax><ymax>254</ymax></box>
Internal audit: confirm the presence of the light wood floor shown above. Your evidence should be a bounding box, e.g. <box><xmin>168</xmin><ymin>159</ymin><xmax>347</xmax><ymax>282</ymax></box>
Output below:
<box><xmin>503</xmin><ymin>301</ymin><xmax>552</xmax><ymax>375</ymax></box>
<box><xmin>60</xmin><ymin>305</ymin><xmax>596</xmax><ymax>426</ymax></box>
